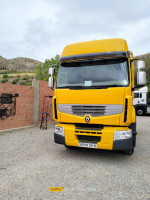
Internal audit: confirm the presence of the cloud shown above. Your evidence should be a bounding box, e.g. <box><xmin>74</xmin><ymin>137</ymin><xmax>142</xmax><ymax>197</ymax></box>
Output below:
<box><xmin>25</xmin><ymin>18</ymin><xmax>56</xmax><ymax>46</ymax></box>
<box><xmin>0</xmin><ymin>0</ymin><xmax>150</xmax><ymax>61</ymax></box>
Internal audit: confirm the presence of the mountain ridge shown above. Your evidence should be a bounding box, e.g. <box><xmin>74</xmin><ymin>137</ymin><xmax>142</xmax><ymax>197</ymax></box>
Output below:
<box><xmin>0</xmin><ymin>52</ymin><xmax>150</xmax><ymax>72</ymax></box>
<box><xmin>0</xmin><ymin>56</ymin><xmax>43</xmax><ymax>72</ymax></box>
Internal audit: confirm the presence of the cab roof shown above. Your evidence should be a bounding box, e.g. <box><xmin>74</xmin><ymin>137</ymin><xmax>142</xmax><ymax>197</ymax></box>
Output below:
<box><xmin>61</xmin><ymin>38</ymin><xmax>129</xmax><ymax>58</ymax></box>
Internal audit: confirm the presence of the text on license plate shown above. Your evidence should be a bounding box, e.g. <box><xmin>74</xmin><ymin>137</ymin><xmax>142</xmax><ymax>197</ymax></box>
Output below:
<box><xmin>78</xmin><ymin>141</ymin><xmax>97</xmax><ymax>148</ymax></box>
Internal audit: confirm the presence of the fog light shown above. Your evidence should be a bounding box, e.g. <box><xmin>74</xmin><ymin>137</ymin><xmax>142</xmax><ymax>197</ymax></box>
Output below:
<box><xmin>114</xmin><ymin>130</ymin><xmax>132</xmax><ymax>141</ymax></box>
<box><xmin>54</xmin><ymin>125</ymin><xmax>64</xmax><ymax>136</ymax></box>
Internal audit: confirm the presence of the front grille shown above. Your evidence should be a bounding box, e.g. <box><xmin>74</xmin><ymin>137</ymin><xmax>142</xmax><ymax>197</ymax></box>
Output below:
<box><xmin>75</xmin><ymin>124</ymin><xmax>102</xmax><ymax>134</ymax></box>
<box><xmin>77</xmin><ymin>135</ymin><xmax>101</xmax><ymax>142</ymax></box>
<box><xmin>72</xmin><ymin>105</ymin><xmax>105</xmax><ymax>116</ymax></box>
<box><xmin>58</xmin><ymin>104</ymin><xmax>123</xmax><ymax>117</ymax></box>
<box><xmin>75</xmin><ymin>130</ymin><xmax>101</xmax><ymax>135</ymax></box>
<box><xmin>75</xmin><ymin>123</ymin><xmax>103</xmax><ymax>129</ymax></box>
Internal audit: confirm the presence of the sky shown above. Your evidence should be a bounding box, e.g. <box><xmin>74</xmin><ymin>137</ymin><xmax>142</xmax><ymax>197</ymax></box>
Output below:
<box><xmin>0</xmin><ymin>0</ymin><xmax>150</xmax><ymax>62</ymax></box>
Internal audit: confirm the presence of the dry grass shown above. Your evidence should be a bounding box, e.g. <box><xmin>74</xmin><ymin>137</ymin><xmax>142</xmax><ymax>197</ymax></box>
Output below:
<box><xmin>0</xmin><ymin>72</ymin><xmax>35</xmax><ymax>85</ymax></box>
<box><xmin>8</xmin><ymin>73</ymin><xmax>35</xmax><ymax>77</ymax></box>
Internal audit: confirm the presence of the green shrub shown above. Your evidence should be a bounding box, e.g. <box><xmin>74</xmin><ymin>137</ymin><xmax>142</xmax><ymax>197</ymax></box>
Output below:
<box><xmin>26</xmin><ymin>82</ymin><xmax>32</xmax><ymax>86</ymax></box>
<box><xmin>2</xmin><ymin>79</ymin><xmax>7</xmax><ymax>83</ymax></box>
<box><xmin>146</xmin><ymin>78</ymin><xmax>150</xmax><ymax>88</ymax></box>
<box><xmin>10</xmin><ymin>70</ymin><xmax>15</xmax><ymax>73</ymax></box>
<box><xmin>3</xmin><ymin>74</ymin><xmax>8</xmax><ymax>78</ymax></box>
<box><xmin>15</xmin><ymin>78</ymin><xmax>19</xmax><ymax>82</ymax></box>
<box><xmin>12</xmin><ymin>80</ymin><xmax>17</xmax><ymax>84</ymax></box>
<box><xmin>20</xmin><ymin>82</ymin><xmax>26</xmax><ymax>85</ymax></box>
<box><xmin>0</xmin><ymin>71</ymin><xmax>10</xmax><ymax>74</ymax></box>
<box><xmin>23</xmin><ymin>77</ymin><xmax>27</xmax><ymax>80</ymax></box>
<box><xmin>19</xmin><ymin>81</ymin><xmax>32</xmax><ymax>86</ymax></box>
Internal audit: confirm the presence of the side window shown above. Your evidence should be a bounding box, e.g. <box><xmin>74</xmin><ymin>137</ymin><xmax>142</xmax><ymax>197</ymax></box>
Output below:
<box><xmin>57</xmin><ymin>67</ymin><xmax>67</xmax><ymax>86</ymax></box>
<box><xmin>140</xmin><ymin>93</ymin><xmax>142</xmax><ymax>98</ymax></box>
<box><xmin>134</xmin><ymin>93</ymin><xmax>139</xmax><ymax>98</ymax></box>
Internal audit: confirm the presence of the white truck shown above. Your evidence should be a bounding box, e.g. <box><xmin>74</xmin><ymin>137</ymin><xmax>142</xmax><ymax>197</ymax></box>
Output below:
<box><xmin>133</xmin><ymin>86</ymin><xmax>150</xmax><ymax>115</ymax></box>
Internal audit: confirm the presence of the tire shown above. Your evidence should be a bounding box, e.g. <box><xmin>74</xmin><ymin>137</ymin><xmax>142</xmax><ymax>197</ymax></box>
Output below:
<box><xmin>132</xmin><ymin>134</ymin><xmax>136</xmax><ymax>147</ymax></box>
<box><xmin>65</xmin><ymin>145</ymin><xmax>73</xmax><ymax>149</ymax></box>
<box><xmin>123</xmin><ymin>148</ymin><xmax>134</xmax><ymax>155</ymax></box>
<box><xmin>65</xmin><ymin>145</ymin><xmax>76</xmax><ymax>150</ymax></box>
<box><xmin>136</xmin><ymin>107</ymin><xmax>144</xmax><ymax>116</ymax></box>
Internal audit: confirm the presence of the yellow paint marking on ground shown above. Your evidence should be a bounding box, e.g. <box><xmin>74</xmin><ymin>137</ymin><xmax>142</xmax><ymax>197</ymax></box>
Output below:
<box><xmin>49</xmin><ymin>187</ymin><xmax>63</xmax><ymax>192</ymax></box>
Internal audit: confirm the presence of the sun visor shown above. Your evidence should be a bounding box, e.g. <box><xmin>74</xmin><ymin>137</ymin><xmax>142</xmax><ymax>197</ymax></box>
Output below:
<box><xmin>59</xmin><ymin>51</ymin><xmax>131</xmax><ymax>63</ymax></box>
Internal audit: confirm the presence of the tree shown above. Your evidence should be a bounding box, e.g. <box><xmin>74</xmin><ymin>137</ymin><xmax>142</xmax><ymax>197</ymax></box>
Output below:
<box><xmin>35</xmin><ymin>55</ymin><xmax>60</xmax><ymax>81</ymax></box>
<box><xmin>146</xmin><ymin>78</ymin><xmax>150</xmax><ymax>89</ymax></box>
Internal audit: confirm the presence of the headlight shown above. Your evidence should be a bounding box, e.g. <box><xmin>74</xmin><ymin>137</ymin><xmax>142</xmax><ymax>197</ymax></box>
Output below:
<box><xmin>54</xmin><ymin>126</ymin><xmax>64</xmax><ymax>136</ymax></box>
<box><xmin>114</xmin><ymin>130</ymin><xmax>132</xmax><ymax>141</ymax></box>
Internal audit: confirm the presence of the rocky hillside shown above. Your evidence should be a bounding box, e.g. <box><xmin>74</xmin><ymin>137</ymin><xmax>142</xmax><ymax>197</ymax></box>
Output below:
<box><xmin>135</xmin><ymin>52</ymin><xmax>150</xmax><ymax>60</ymax></box>
<box><xmin>135</xmin><ymin>53</ymin><xmax>150</xmax><ymax>67</ymax></box>
<box><xmin>0</xmin><ymin>56</ymin><xmax>43</xmax><ymax>72</ymax></box>
<box><xmin>0</xmin><ymin>53</ymin><xmax>150</xmax><ymax>74</ymax></box>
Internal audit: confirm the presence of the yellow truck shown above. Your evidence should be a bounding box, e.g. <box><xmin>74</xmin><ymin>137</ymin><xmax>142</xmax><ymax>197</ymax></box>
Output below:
<box><xmin>49</xmin><ymin>38</ymin><xmax>146</xmax><ymax>155</ymax></box>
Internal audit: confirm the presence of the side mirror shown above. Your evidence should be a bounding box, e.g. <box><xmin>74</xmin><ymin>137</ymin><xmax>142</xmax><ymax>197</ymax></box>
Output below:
<box><xmin>137</xmin><ymin>60</ymin><xmax>146</xmax><ymax>85</ymax></box>
<box><xmin>137</xmin><ymin>71</ymin><xmax>146</xmax><ymax>85</ymax></box>
<box><xmin>49</xmin><ymin>68</ymin><xmax>54</xmax><ymax>76</ymax></box>
<box><xmin>48</xmin><ymin>77</ymin><xmax>54</xmax><ymax>88</ymax></box>
<box><xmin>137</xmin><ymin>60</ymin><xmax>145</xmax><ymax>71</ymax></box>
<box><xmin>48</xmin><ymin>67</ymin><xmax>55</xmax><ymax>88</ymax></box>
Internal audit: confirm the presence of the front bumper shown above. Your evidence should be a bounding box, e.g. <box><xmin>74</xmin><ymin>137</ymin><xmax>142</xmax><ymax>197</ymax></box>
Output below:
<box><xmin>54</xmin><ymin>132</ymin><xmax>65</xmax><ymax>145</ymax></box>
<box><xmin>54</xmin><ymin>124</ymin><xmax>134</xmax><ymax>150</ymax></box>
<box><xmin>113</xmin><ymin>137</ymin><xmax>133</xmax><ymax>150</ymax></box>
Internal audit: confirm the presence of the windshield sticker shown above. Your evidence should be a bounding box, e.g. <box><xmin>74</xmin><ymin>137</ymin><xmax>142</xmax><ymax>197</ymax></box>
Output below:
<box><xmin>85</xmin><ymin>81</ymin><xmax>92</xmax><ymax>86</ymax></box>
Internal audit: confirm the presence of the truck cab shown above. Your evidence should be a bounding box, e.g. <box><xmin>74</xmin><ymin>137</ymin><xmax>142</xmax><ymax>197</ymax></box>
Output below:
<box><xmin>133</xmin><ymin>86</ymin><xmax>150</xmax><ymax>115</ymax></box>
<box><xmin>49</xmin><ymin>38</ymin><xmax>146</xmax><ymax>155</ymax></box>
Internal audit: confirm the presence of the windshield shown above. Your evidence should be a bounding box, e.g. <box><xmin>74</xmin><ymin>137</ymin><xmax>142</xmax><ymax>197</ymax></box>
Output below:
<box><xmin>57</xmin><ymin>58</ymin><xmax>129</xmax><ymax>89</ymax></box>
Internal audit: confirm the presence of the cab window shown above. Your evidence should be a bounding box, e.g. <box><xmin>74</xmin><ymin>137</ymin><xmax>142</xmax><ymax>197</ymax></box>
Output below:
<box><xmin>134</xmin><ymin>93</ymin><xmax>139</xmax><ymax>98</ymax></box>
<box><xmin>134</xmin><ymin>93</ymin><xmax>142</xmax><ymax>98</ymax></box>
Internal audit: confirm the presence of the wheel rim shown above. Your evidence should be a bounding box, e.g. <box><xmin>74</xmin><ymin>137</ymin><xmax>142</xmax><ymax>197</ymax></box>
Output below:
<box><xmin>138</xmin><ymin>109</ymin><xmax>143</xmax><ymax>115</ymax></box>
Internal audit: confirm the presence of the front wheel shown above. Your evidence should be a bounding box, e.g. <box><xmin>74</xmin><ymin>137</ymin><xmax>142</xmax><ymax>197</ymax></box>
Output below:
<box><xmin>123</xmin><ymin>148</ymin><xmax>134</xmax><ymax>155</ymax></box>
<box><xmin>65</xmin><ymin>145</ymin><xmax>77</xmax><ymax>150</ymax></box>
<box><xmin>65</xmin><ymin>145</ymin><xmax>73</xmax><ymax>149</ymax></box>
<box><xmin>136</xmin><ymin>107</ymin><xmax>144</xmax><ymax>116</ymax></box>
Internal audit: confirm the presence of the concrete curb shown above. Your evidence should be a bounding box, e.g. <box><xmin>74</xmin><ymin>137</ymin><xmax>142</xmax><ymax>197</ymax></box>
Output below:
<box><xmin>0</xmin><ymin>121</ymin><xmax>56</xmax><ymax>135</ymax></box>
<box><xmin>0</xmin><ymin>125</ymin><xmax>35</xmax><ymax>135</ymax></box>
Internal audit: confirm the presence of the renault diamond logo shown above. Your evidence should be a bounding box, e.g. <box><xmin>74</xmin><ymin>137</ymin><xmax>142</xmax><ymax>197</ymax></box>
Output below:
<box><xmin>85</xmin><ymin>116</ymin><xmax>90</xmax><ymax>123</ymax></box>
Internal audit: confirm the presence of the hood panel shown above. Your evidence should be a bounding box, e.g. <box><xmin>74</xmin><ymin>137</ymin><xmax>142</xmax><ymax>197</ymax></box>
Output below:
<box><xmin>55</xmin><ymin>88</ymin><xmax>125</xmax><ymax>126</ymax></box>
<box><xmin>56</xmin><ymin>88</ymin><xmax>125</xmax><ymax>105</ymax></box>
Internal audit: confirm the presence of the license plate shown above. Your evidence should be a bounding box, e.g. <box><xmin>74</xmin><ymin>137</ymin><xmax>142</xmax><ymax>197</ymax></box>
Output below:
<box><xmin>78</xmin><ymin>141</ymin><xmax>97</xmax><ymax>148</ymax></box>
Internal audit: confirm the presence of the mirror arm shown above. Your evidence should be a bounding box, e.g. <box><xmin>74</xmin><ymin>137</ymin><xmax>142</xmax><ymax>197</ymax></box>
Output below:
<box><xmin>51</xmin><ymin>77</ymin><xmax>54</xmax><ymax>90</ymax></box>
<box><xmin>130</xmin><ymin>58</ymin><xmax>139</xmax><ymax>64</ymax></box>
<box><xmin>134</xmin><ymin>85</ymin><xmax>145</xmax><ymax>89</ymax></box>
<box><xmin>51</xmin><ymin>85</ymin><xmax>55</xmax><ymax>90</ymax></box>
<box><xmin>132</xmin><ymin>87</ymin><xmax>135</xmax><ymax>91</ymax></box>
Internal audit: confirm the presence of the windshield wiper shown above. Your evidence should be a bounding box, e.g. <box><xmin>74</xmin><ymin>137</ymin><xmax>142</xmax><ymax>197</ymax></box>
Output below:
<box><xmin>106</xmin><ymin>84</ymin><xmax>124</xmax><ymax>87</ymax></box>
<box><xmin>57</xmin><ymin>85</ymin><xmax>109</xmax><ymax>90</ymax></box>
<box><xmin>57</xmin><ymin>86</ymin><xmax>84</xmax><ymax>89</ymax></box>
<box><xmin>57</xmin><ymin>85</ymin><xmax>125</xmax><ymax>90</ymax></box>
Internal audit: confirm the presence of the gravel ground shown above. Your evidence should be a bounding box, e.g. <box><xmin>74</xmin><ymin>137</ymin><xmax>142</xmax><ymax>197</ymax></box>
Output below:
<box><xmin>0</xmin><ymin>116</ymin><xmax>150</xmax><ymax>200</ymax></box>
